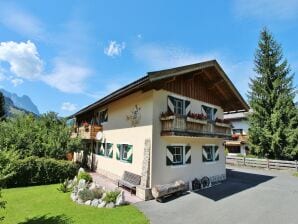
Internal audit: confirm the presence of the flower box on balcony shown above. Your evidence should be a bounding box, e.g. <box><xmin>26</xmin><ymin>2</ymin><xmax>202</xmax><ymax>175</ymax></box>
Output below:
<box><xmin>215</xmin><ymin>122</ymin><xmax>231</xmax><ymax>128</ymax></box>
<box><xmin>186</xmin><ymin>117</ymin><xmax>207</xmax><ymax>125</ymax></box>
<box><xmin>160</xmin><ymin>115</ymin><xmax>176</xmax><ymax>121</ymax></box>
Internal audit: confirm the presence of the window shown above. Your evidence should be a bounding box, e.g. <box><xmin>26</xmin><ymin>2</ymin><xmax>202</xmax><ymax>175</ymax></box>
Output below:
<box><xmin>168</xmin><ymin>96</ymin><xmax>191</xmax><ymax>116</ymax></box>
<box><xmin>116</xmin><ymin>144</ymin><xmax>133</xmax><ymax>163</ymax></box>
<box><xmin>232</xmin><ymin>129</ymin><xmax>243</xmax><ymax>135</ymax></box>
<box><xmin>96</xmin><ymin>109</ymin><xmax>108</xmax><ymax>124</ymax></box>
<box><xmin>202</xmin><ymin>145</ymin><xmax>219</xmax><ymax>162</ymax></box>
<box><xmin>166</xmin><ymin>145</ymin><xmax>191</xmax><ymax>166</ymax></box>
<box><xmin>202</xmin><ymin>105</ymin><xmax>217</xmax><ymax>121</ymax></box>
<box><xmin>103</xmin><ymin>142</ymin><xmax>113</xmax><ymax>158</ymax></box>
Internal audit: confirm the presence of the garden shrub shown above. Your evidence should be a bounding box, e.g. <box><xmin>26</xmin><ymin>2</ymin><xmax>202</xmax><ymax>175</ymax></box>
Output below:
<box><xmin>92</xmin><ymin>187</ymin><xmax>104</xmax><ymax>199</ymax></box>
<box><xmin>103</xmin><ymin>191</ymin><xmax>120</xmax><ymax>203</ymax></box>
<box><xmin>1</xmin><ymin>156</ymin><xmax>79</xmax><ymax>187</ymax></box>
<box><xmin>57</xmin><ymin>179</ymin><xmax>73</xmax><ymax>193</ymax></box>
<box><xmin>77</xmin><ymin>172</ymin><xmax>93</xmax><ymax>183</ymax></box>
<box><xmin>0</xmin><ymin>189</ymin><xmax>6</xmax><ymax>222</ymax></box>
<box><xmin>78</xmin><ymin>189</ymin><xmax>94</xmax><ymax>202</ymax></box>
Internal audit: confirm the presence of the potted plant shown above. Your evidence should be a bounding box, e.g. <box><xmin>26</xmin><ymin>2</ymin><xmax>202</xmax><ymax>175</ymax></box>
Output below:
<box><xmin>82</xmin><ymin>121</ymin><xmax>89</xmax><ymax>132</ymax></box>
<box><xmin>186</xmin><ymin>112</ymin><xmax>208</xmax><ymax>124</ymax></box>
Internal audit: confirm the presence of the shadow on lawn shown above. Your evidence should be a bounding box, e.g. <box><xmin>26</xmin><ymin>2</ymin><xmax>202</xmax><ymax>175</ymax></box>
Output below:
<box><xmin>194</xmin><ymin>168</ymin><xmax>275</xmax><ymax>201</ymax></box>
<box><xmin>18</xmin><ymin>214</ymin><xmax>73</xmax><ymax>224</ymax></box>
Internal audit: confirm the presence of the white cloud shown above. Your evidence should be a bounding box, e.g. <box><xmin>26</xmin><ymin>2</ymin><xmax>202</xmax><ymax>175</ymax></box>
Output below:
<box><xmin>11</xmin><ymin>78</ymin><xmax>23</xmax><ymax>87</ymax></box>
<box><xmin>43</xmin><ymin>59</ymin><xmax>92</xmax><ymax>93</ymax></box>
<box><xmin>137</xmin><ymin>34</ymin><xmax>142</xmax><ymax>39</ymax></box>
<box><xmin>0</xmin><ymin>41</ymin><xmax>43</xmax><ymax>80</ymax></box>
<box><xmin>133</xmin><ymin>43</ymin><xmax>219</xmax><ymax>70</ymax></box>
<box><xmin>61</xmin><ymin>102</ymin><xmax>77</xmax><ymax>112</ymax></box>
<box><xmin>0</xmin><ymin>4</ymin><xmax>45</xmax><ymax>39</ymax></box>
<box><xmin>232</xmin><ymin>0</ymin><xmax>298</xmax><ymax>20</ymax></box>
<box><xmin>104</xmin><ymin>41</ymin><xmax>125</xmax><ymax>57</ymax></box>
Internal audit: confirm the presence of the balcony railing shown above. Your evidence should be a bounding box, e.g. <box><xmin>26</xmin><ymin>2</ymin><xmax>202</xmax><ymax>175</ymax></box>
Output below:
<box><xmin>160</xmin><ymin>115</ymin><xmax>231</xmax><ymax>138</ymax></box>
<box><xmin>71</xmin><ymin>125</ymin><xmax>102</xmax><ymax>140</ymax></box>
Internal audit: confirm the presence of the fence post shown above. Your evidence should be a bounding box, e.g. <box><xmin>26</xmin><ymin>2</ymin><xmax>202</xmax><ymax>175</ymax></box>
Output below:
<box><xmin>267</xmin><ymin>158</ymin><xmax>270</xmax><ymax>170</ymax></box>
<box><xmin>295</xmin><ymin>160</ymin><xmax>298</xmax><ymax>172</ymax></box>
<box><xmin>243</xmin><ymin>156</ymin><xmax>246</xmax><ymax>166</ymax></box>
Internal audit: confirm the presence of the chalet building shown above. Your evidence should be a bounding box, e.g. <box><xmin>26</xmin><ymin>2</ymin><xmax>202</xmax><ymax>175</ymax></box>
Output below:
<box><xmin>224</xmin><ymin>111</ymin><xmax>250</xmax><ymax>155</ymax></box>
<box><xmin>70</xmin><ymin>60</ymin><xmax>249</xmax><ymax>200</ymax></box>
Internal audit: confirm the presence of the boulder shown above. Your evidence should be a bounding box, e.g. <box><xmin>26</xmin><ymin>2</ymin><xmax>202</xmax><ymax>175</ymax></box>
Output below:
<box><xmin>91</xmin><ymin>199</ymin><xmax>99</xmax><ymax>207</ymax></box>
<box><xmin>77</xmin><ymin>198</ymin><xmax>84</xmax><ymax>205</ymax></box>
<box><xmin>78</xmin><ymin>179</ymin><xmax>86</xmax><ymax>190</ymax></box>
<box><xmin>98</xmin><ymin>201</ymin><xmax>107</xmax><ymax>208</ymax></box>
<box><xmin>85</xmin><ymin>200</ymin><xmax>91</xmax><ymax>205</ymax></box>
<box><xmin>115</xmin><ymin>191</ymin><xmax>125</xmax><ymax>206</ymax></box>
<box><xmin>106</xmin><ymin>202</ymin><xmax>115</xmax><ymax>208</ymax></box>
<box><xmin>78</xmin><ymin>167</ymin><xmax>85</xmax><ymax>174</ymax></box>
<box><xmin>101</xmin><ymin>192</ymin><xmax>107</xmax><ymax>201</ymax></box>
<box><xmin>70</xmin><ymin>193</ymin><xmax>78</xmax><ymax>202</ymax></box>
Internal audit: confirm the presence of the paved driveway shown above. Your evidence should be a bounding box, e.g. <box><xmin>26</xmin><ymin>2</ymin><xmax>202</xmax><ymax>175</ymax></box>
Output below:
<box><xmin>135</xmin><ymin>166</ymin><xmax>298</xmax><ymax>224</ymax></box>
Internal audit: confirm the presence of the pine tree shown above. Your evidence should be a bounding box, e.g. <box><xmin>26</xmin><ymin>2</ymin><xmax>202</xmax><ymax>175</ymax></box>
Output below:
<box><xmin>0</xmin><ymin>92</ymin><xmax>5</xmax><ymax>119</ymax></box>
<box><xmin>248</xmin><ymin>28</ymin><xmax>298</xmax><ymax>160</ymax></box>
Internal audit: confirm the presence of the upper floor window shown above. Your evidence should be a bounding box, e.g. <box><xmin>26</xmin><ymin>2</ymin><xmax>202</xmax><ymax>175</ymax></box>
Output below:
<box><xmin>233</xmin><ymin>129</ymin><xmax>243</xmax><ymax>135</ymax></box>
<box><xmin>168</xmin><ymin>96</ymin><xmax>190</xmax><ymax>116</ymax></box>
<box><xmin>202</xmin><ymin>105</ymin><xmax>217</xmax><ymax>121</ymax></box>
<box><xmin>96</xmin><ymin>109</ymin><xmax>108</xmax><ymax>124</ymax></box>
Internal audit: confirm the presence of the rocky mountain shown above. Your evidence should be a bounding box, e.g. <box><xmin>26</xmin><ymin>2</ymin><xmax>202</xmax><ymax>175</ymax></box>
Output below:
<box><xmin>0</xmin><ymin>89</ymin><xmax>39</xmax><ymax>115</ymax></box>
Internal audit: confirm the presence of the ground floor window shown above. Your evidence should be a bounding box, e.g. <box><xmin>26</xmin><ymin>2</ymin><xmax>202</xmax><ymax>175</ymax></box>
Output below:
<box><xmin>166</xmin><ymin>145</ymin><xmax>191</xmax><ymax>166</ymax></box>
<box><xmin>97</xmin><ymin>142</ymin><xmax>113</xmax><ymax>158</ymax></box>
<box><xmin>202</xmin><ymin>145</ymin><xmax>219</xmax><ymax>162</ymax></box>
<box><xmin>116</xmin><ymin>144</ymin><xmax>133</xmax><ymax>163</ymax></box>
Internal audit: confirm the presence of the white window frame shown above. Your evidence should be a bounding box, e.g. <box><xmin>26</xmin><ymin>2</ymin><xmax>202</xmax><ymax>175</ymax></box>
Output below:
<box><xmin>203</xmin><ymin>145</ymin><xmax>218</xmax><ymax>163</ymax></box>
<box><xmin>173</xmin><ymin>98</ymin><xmax>184</xmax><ymax>116</ymax></box>
<box><xmin>103</xmin><ymin>142</ymin><xmax>112</xmax><ymax>157</ymax></box>
<box><xmin>119</xmin><ymin>144</ymin><xmax>129</xmax><ymax>161</ymax></box>
<box><xmin>97</xmin><ymin>108</ymin><xmax>108</xmax><ymax>124</ymax></box>
<box><xmin>168</xmin><ymin>144</ymin><xmax>190</xmax><ymax>167</ymax></box>
<box><xmin>203</xmin><ymin>106</ymin><xmax>215</xmax><ymax>121</ymax></box>
<box><xmin>172</xmin><ymin>146</ymin><xmax>184</xmax><ymax>164</ymax></box>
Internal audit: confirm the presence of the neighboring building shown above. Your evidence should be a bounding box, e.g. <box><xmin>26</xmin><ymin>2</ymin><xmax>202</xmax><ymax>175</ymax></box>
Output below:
<box><xmin>70</xmin><ymin>60</ymin><xmax>249</xmax><ymax>200</ymax></box>
<box><xmin>224</xmin><ymin>111</ymin><xmax>250</xmax><ymax>155</ymax></box>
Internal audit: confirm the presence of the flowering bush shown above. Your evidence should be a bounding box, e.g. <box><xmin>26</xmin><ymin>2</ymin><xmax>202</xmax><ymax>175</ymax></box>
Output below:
<box><xmin>188</xmin><ymin>112</ymin><xmax>207</xmax><ymax>120</ymax></box>
<box><xmin>232</xmin><ymin>134</ymin><xmax>239</xmax><ymax>140</ymax></box>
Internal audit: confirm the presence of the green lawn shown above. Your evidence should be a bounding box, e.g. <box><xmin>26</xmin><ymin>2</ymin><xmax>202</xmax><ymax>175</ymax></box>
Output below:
<box><xmin>293</xmin><ymin>172</ymin><xmax>298</xmax><ymax>177</ymax></box>
<box><xmin>0</xmin><ymin>184</ymin><xmax>148</xmax><ymax>224</ymax></box>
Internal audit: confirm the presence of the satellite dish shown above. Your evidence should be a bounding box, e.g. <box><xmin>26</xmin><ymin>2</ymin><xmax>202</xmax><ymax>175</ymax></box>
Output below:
<box><xmin>96</xmin><ymin>131</ymin><xmax>103</xmax><ymax>141</ymax></box>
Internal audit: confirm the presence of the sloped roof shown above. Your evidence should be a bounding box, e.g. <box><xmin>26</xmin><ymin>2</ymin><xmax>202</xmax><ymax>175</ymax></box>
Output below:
<box><xmin>72</xmin><ymin>60</ymin><xmax>249</xmax><ymax>117</ymax></box>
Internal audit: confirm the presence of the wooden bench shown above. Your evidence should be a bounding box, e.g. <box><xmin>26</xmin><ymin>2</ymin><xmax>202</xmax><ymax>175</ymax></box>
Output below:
<box><xmin>117</xmin><ymin>171</ymin><xmax>141</xmax><ymax>194</ymax></box>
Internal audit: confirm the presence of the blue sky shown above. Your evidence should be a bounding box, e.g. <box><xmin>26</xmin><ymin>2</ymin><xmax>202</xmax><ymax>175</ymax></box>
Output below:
<box><xmin>0</xmin><ymin>0</ymin><xmax>297</xmax><ymax>116</ymax></box>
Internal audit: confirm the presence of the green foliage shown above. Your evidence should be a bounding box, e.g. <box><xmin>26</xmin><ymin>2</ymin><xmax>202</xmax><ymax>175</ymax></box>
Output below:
<box><xmin>293</xmin><ymin>172</ymin><xmax>298</xmax><ymax>177</ymax></box>
<box><xmin>0</xmin><ymin>92</ymin><xmax>4</xmax><ymax>119</ymax></box>
<box><xmin>0</xmin><ymin>153</ymin><xmax>79</xmax><ymax>187</ymax></box>
<box><xmin>57</xmin><ymin>179</ymin><xmax>72</xmax><ymax>193</ymax></box>
<box><xmin>103</xmin><ymin>191</ymin><xmax>120</xmax><ymax>203</ymax></box>
<box><xmin>0</xmin><ymin>112</ymin><xmax>83</xmax><ymax>159</ymax></box>
<box><xmin>91</xmin><ymin>187</ymin><xmax>104</xmax><ymax>199</ymax></box>
<box><xmin>77</xmin><ymin>172</ymin><xmax>93</xmax><ymax>183</ymax></box>
<box><xmin>248</xmin><ymin>28</ymin><xmax>298</xmax><ymax>160</ymax></box>
<box><xmin>78</xmin><ymin>188</ymin><xmax>94</xmax><ymax>202</ymax></box>
<box><xmin>0</xmin><ymin>188</ymin><xmax>6</xmax><ymax>222</ymax></box>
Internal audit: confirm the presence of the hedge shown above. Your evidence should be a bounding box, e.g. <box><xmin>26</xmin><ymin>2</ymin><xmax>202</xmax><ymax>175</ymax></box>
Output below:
<box><xmin>2</xmin><ymin>156</ymin><xmax>79</xmax><ymax>187</ymax></box>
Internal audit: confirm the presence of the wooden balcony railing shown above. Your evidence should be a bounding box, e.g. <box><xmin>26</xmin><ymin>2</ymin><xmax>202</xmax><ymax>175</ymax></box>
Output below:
<box><xmin>71</xmin><ymin>125</ymin><xmax>102</xmax><ymax>140</ymax></box>
<box><xmin>160</xmin><ymin>115</ymin><xmax>231</xmax><ymax>138</ymax></box>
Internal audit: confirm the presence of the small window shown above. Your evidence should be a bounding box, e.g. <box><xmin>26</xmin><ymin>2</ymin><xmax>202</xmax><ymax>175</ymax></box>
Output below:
<box><xmin>174</xmin><ymin>98</ymin><xmax>184</xmax><ymax>116</ymax></box>
<box><xmin>97</xmin><ymin>109</ymin><xmax>108</xmax><ymax>124</ymax></box>
<box><xmin>202</xmin><ymin>145</ymin><xmax>219</xmax><ymax>162</ymax></box>
<box><xmin>117</xmin><ymin>144</ymin><xmax>133</xmax><ymax>163</ymax></box>
<box><xmin>172</xmin><ymin>146</ymin><xmax>183</xmax><ymax>164</ymax></box>
<box><xmin>202</xmin><ymin>105</ymin><xmax>217</xmax><ymax>121</ymax></box>
<box><xmin>166</xmin><ymin>145</ymin><xmax>191</xmax><ymax>166</ymax></box>
<box><xmin>232</xmin><ymin>129</ymin><xmax>243</xmax><ymax>135</ymax></box>
<box><xmin>168</xmin><ymin>96</ymin><xmax>190</xmax><ymax>116</ymax></box>
<box><xmin>103</xmin><ymin>142</ymin><xmax>113</xmax><ymax>158</ymax></box>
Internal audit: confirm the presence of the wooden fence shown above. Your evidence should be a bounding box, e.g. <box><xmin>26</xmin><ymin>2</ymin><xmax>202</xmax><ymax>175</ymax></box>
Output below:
<box><xmin>226</xmin><ymin>155</ymin><xmax>298</xmax><ymax>171</ymax></box>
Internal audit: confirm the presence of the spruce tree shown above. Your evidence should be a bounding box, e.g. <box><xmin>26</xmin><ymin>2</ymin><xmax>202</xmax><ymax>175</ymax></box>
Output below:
<box><xmin>0</xmin><ymin>92</ymin><xmax>5</xmax><ymax>119</ymax></box>
<box><xmin>248</xmin><ymin>28</ymin><xmax>298</xmax><ymax>160</ymax></box>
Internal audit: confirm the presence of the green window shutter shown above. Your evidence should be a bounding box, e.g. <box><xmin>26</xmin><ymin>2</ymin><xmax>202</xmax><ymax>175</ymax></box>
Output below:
<box><xmin>108</xmin><ymin>143</ymin><xmax>113</xmax><ymax>158</ymax></box>
<box><xmin>167</xmin><ymin>96</ymin><xmax>175</xmax><ymax>114</ymax></box>
<box><xmin>126</xmin><ymin>144</ymin><xmax>133</xmax><ymax>163</ymax></box>
<box><xmin>213</xmin><ymin>108</ymin><xmax>218</xmax><ymax>118</ymax></box>
<box><xmin>166</xmin><ymin>146</ymin><xmax>175</xmax><ymax>166</ymax></box>
<box><xmin>103</xmin><ymin>109</ymin><xmax>108</xmax><ymax>122</ymax></box>
<box><xmin>202</xmin><ymin>146</ymin><xmax>208</xmax><ymax>162</ymax></box>
<box><xmin>184</xmin><ymin>100</ymin><xmax>191</xmax><ymax>116</ymax></box>
<box><xmin>98</xmin><ymin>142</ymin><xmax>104</xmax><ymax>156</ymax></box>
<box><xmin>214</xmin><ymin>146</ymin><xmax>219</xmax><ymax>161</ymax></box>
<box><xmin>116</xmin><ymin>144</ymin><xmax>121</xmax><ymax>160</ymax></box>
<box><xmin>185</xmin><ymin>145</ymin><xmax>191</xmax><ymax>164</ymax></box>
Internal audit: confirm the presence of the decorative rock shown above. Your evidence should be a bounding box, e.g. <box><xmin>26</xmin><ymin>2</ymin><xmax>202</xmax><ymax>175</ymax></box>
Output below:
<box><xmin>106</xmin><ymin>202</ymin><xmax>115</xmax><ymax>208</ymax></box>
<box><xmin>91</xmin><ymin>199</ymin><xmax>99</xmax><ymax>207</ymax></box>
<box><xmin>78</xmin><ymin>167</ymin><xmax>85</xmax><ymax>174</ymax></box>
<box><xmin>98</xmin><ymin>201</ymin><xmax>107</xmax><ymax>208</ymax></box>
<box><xmin>77</xmin><ymin>198</ymin><xmax>84</xmax><ymax>204</ymax></box>
<box><xmin>101</xmin><ymin>192</ymin><xmax>106</xmax><ymax>200</ymax></box>
<box><xmin>115</xmin><ymin>191</ymin><xmax>125</xmax><ymax>206</ymax></box>
<box><xmin>78</xmin><ymin>179</ymin><xmax>86</xmax><ymax>190</ymax></box>
<box><xmin>70</xmin><ymin>193</ymin><xmax>78</xmax><ymax>202</ymax></box>
<box><xmin>89</xmin><ymin>182</ymin><xmax>100</xmax><ymax>190</ymax></box>
<box><xmin>85</xmin><ymin>200</ymin><xmax>91</xmax><ymax>205</ymax></box>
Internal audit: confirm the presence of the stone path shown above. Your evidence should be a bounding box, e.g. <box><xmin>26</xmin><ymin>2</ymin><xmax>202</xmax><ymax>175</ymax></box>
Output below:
<box><xmin>90</xmin><ymin>172</ymin><xmax>142</xmax><ymax>203</ymax></box>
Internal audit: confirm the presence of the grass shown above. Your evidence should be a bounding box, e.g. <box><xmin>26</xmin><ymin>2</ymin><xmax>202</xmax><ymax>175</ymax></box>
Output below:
<box><xmin>0</xmin><ymin>184</ymin><xmax>148</xmax><ymax>224</ymax></box>
<box><xmin>293</xmin><ymin>172</ymin><xmax>298</xmax><ymax>177</ymax></box>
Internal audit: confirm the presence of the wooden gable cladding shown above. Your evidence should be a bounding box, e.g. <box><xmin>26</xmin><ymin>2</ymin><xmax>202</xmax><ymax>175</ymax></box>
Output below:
<box><xmin>161</xmin><ymin>67</ymin><xmax>240</xmax><ymax>111</ymax></box>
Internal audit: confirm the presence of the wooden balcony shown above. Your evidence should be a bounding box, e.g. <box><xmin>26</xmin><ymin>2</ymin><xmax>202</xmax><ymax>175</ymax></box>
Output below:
<box><xmin>160</xmin><ymin>115</ymin><xmax>231</xmax><ymax>138</ymax></box>
<box><xmin>71</xmin><ymin>125</ymin><xmax>102</xmax><ymax>140</ymax></box>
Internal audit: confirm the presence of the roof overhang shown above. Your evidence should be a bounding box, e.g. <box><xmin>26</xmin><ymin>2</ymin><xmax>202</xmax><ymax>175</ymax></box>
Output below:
<box><xmin>71</xmin><ymin>60</ymin><xmax>249</xmax><ymax>117</ymax></box>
